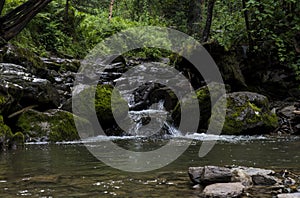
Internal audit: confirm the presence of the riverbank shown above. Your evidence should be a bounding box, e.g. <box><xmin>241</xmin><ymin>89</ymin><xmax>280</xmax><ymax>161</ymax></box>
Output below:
<box><xmin>0</xmin><ymin>44</ymin><xmax>299</xmax><ymax>149</ymax></box>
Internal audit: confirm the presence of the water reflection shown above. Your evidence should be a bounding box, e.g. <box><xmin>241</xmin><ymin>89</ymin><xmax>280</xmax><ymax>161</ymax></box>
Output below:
<box><xmin>0</xmin><ymin>137</ymin><xmax>299</xmax><ymax>197</ymax></box>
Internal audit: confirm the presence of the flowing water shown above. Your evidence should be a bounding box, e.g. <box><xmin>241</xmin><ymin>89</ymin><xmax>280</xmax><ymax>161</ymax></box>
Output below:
<box><xmin>0</xmin><ymin>135</ymin><xmax>300</xmax><ymax>197</ymax></box>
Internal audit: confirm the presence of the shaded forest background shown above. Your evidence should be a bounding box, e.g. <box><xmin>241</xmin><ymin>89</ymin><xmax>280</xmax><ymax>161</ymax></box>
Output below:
<box><xmin>0</xmin><ymin>0</ymin><xmax>300</xmax><ymax>77</ymax></box>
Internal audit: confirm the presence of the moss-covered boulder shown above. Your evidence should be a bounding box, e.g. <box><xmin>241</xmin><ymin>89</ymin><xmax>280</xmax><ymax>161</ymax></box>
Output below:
<box><xmin>172</xmin><ymin>83</ymin><xmax>227</xmax><ymax>130</ymax></box>
<box><xmin>73</xmin><ymin>84</ymin><xmax>129</xmax><ymax>136</ymax></box>
<box><xmin>212</xmin><ymin>92</ymin><xmax>278</xmax><ymax>135</ymax></box>
<box><xmin>0</xmin><ymin>115</ymin><xmax>13</xmax><ymax>150</ymax></box>
<box><xmin>16</xmin><ymin>109</ymin><xmax>92</xmax><ymax>142</ymax></box>
<box><xmin>1</xmin><ymin>44</ymin><xmax>45</xmax><ymax>73</ymax></box>
<box><xmin>0</xmin><ymin>93</ymin><xmax>14</xmax><ymax>115</ymax></box>
<box><xmin>95</xmin><ymin>84</ymin><xmax>129</xmax><ymax>132</ymax></box>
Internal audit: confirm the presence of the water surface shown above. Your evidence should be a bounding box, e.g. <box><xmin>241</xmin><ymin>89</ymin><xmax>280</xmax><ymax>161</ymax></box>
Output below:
<box><xmin>0</xmin><ymin>135</ymin><xmax>299</xmax><ymax>197</ymax></box>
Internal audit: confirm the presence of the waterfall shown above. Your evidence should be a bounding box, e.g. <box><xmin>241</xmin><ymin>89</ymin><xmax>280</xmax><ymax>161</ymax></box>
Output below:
<box><xmin>127</xmin><ymin>100</ymin><xmax>180</xmax><ymax>137</ymax></box>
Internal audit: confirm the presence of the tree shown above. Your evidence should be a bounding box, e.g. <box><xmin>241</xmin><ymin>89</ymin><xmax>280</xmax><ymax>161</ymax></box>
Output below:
<box><xmin>0</xmin><ymin>0</ymin><xmax>52</xmax><ymax>46</ymax></box>
<box><xmin>202</xmin><ymin>0</ymin><xmax>215</xmax><ymax>42</ymax></box>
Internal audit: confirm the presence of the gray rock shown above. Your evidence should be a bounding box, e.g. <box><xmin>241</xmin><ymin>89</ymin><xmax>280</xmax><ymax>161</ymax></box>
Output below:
<box><xmin>202</xmin><ymin>182</ymin><xmax>245</xmax><ymax>198</ymax></box>
<box><xmin>231</xmin><ymin>166</ymin><xmax>275</xmax><ymax>176</ymax></box>
<box><xmin>212</xmin><ymin>92</ymin><xmax>279</xmax><ymax>135</ymax></box>
<box><xmin>201</xmin><ymin>166</ymin><xmax>232</xmax><ymax>185</ymax></box>
<box><xmin>231</xmin><ymin>169</ymin><xmax>253</xmax><ymax>186</ymax></box>
<box><xmin>188</xmin><ymin>167</ymin><xmax>204</xmax><ymax>184</ymax></box>
<box><xmin>252</xmin><ymin>174</ymin><xmax>278</xmax><ymax>185</ymax></box>
<box><xmin>277</xmin><ymin>193</ymin><xmax>300</xmax><ymax>198</ymax></box>
<box><xmin>0</xmin><ymin>63</ymin><xmax>60</xmax><ymax>111</ymax></box>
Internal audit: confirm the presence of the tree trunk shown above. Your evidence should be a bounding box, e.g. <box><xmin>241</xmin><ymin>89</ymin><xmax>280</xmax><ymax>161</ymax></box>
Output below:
<box><xmin>109</xmin><ymin>0</ymin><xmax>115</xmax><ymax>21</ymax></box>
<box><xmin>64</xmin><ymin>0</ymin><xmax>69</xmax><ymax>23</ymax></box>
<box><xmin>187</xmin><ymin>0</ymin><xmax>203</xmax><ymax>36</ymax></box>
<box><xmin>0</xmin><ymin>0</ymin><xmax>5</xmax><ymax>15</ymax></box>
<box><xmin>242</xmin><ymin>0</ymin><xmax>253</xmax><ymax>52</ymax></box>
<box><xmin>202</xmin><ymin>0</ymin><xmax>215</xmax><ymax>42</ymax></box>
<box><xmin>0</xmin><ymin>0</ymin><xmax>52</xmax><ymax>46</ymax></box>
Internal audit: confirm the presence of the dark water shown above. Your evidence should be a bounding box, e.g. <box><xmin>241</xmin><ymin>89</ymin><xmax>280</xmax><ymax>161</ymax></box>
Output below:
<box><xmin>0</xmin><ymin>136</ymin><xmax>300</xmax><ymax>197</ymax></box>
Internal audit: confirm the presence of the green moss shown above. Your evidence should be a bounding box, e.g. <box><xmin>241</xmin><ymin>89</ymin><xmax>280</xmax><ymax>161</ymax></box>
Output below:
<box><xmin>3</xmin><ymin>45</ymin><xmax>45</xmax><ymax>70</ymax></box>
<box><xmin>48</xmin><ymin>110</ymin><xmax>81</xmax><ymax>142</ymax></box>
<box><xmin>16</xmin><ymin>110</ymin><xmax>91</xmax><ymax>142</ymax></box>
<box><xmin>12</xmin><ymin>132</ymin><xmax>25</xmax><ymax>145</ymax></box>
<box><xmin>0</xmin><ymin>115</ymin><xmax>13</xmax><ymax>149</ymax></box>
<box><xmin>218</xmin><ymin>94</ymin><xmax>279</xmax><ymax>135</ymax></box>
<box><xmin>95</xmin><ymin>84</ymin><xmax>128</xmax><ymax>130</ymax></box>
<box><xmin>0</xmin><ymin>96</ymin><xmax>6</xmax><ymax>105</ymax></box>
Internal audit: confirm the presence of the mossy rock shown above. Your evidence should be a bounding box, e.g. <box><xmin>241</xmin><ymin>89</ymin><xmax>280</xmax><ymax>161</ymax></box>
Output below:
<box><xmin>211</xmin><ymin>92</ymin><xmax>278</xmax><ymax>135</ymax></box>
<box><xmin>0</xmin><ymin>115</ymin><xmax>13</xmax><ymax>150</ymax></box>
<box><xmin>16</xmin><ymin>109</ymin><xmax>92</xmax><ymax>142</ymax></box>
<box><xmin>12</xmin><ymin>132</ymin><xmax>25</xmax><ymax>145</ymax></box>
<box><xmin>172</xmin><ymin>82</ymin><xmax>227</xmax><ymax>130</ymax></box>
<box><xmin>95</xmin><ymin>84</ymin><xmax>129</xmax><ymax>131</ymax></box>
<box><xmin>2</xmin><ymin>44</ymin><xmax>45</xmax><ymax>71</ymax></box>
<box><xmin>73</xmin><ymin>84</ymin><xmax>128</xmax><ymax>135</ymax></box>
<box><xmin>0</xmin><ymin>94</ymin><xmax>12</xmax><ymax>115</ymax></box>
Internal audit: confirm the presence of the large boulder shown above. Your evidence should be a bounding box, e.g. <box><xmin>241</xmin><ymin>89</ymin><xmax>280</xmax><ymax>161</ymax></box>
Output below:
<box><xmin>212</xmin><ymin>92</ymin><xmax>278</xmax><ymax>135</ymax></box>
<box><xmin>0</xmin><ymin>44</ymin><xmax>46</xmax><ymax>75</ymax></box>
<box><xmin>73</xmin><ymin>84</ymin><xmax>129</xmax><ymax>135</ymax></box>
<box><xmin>16</xmin><ymin>109</ymin><xmax>92</xmax><ymax>142</ymax></box>
<box><xmin>0</xmin><ymin>63</ymin><xmax>60</xmax><ymax>111</ymax></box>
<box><xmin>172</xmin><ymin>82</ymin><xmax>226</xmax><ymax>131</ymax></box>
<box><xmin>95</xmin><ymin>85</ymin><xmax>129</xmax><ymax>133</ymax></box>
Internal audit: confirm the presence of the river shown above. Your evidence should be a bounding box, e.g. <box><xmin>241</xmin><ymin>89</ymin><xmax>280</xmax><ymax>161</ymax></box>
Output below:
<box><xmin>0</xmin><ymin>135</ymin><xmax>299</xmax><ymax>197</ymax></box>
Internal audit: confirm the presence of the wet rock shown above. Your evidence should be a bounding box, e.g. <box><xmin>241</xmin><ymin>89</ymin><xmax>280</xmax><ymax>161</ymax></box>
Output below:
<box><xmin>188</xmin><ymin>167</ymin><xmax>204</xmax><ymax>184</ymax></box>
<box><xmin>0</xmin><ymin>63</ymin><xmax>60</xmax><ymax>111</ymax></box>
<box><xmin>201</xmin><ymin>166</ymin><xmax>232</xmax><ymax>185</ymax></box>
<box><xmin>201</xmin><ymin>182</ymin><xmax>245</xmax><ymax>198</ymax></box>
<box><xmin>149</xmin><ymin>87</ymin><xmax>178</xmax><ymax>111</ymax></box>
<box><xmin>277</xmin><ymin>192</ymin><xmax>300</xmax><ymax>198</ymax></box>
<box><xmin>252</xmin><ymin>175</ymin><xmax>278</xmax><ymax>185</ymax></box>
<box><xmin>278</xmin><ymin>105</ymin><xmax>300</xmax><ymax>134</ymax></box>
<box><xmin>73</xmin><ymin>84</ymin><xmax>129</xmax><ymax>135</ymax></box>
<box><xmin>0</xmin><ymin>44</ymin><xmax>45</xmax><ymax>74</ymax></box>
<box><xmin>231</xmin><ymin>166</ymin><xmax>275</xmax><ymax>176</ymax></box>
<box><xmin>0</xmin><ymin>115</ymin><xmax>13</xmax><ymax>150</ymax></box>
<box><xmin>16</xmin><ymin>109</ymin><xmax>92</xmax><ymax>142</ymax></box>
<box><xmin>129</xmin><ymin>82</ymin><xmax>165</xmax><ymax>111</ymax></box>
<box><xmin>172</xmin><ymin>82</ymin><xmax>226</xmax><ymax>130</ymax></box>
<box><xmin>0</xmin><ymin>93</ymin><xmax>14</xmax><ymax>116</ymax></box>
<box><xmin>212</xmin><ymin>92</ymin><xmax>279</xmax><ymax>135</ymax></box>
<box><xmin>41</xmin><ymin>57</ymin><xmax>80</xmax><ymax>72</ymax></box>
<box><xmin>231</xmin><ymin>169</ymin><xmax>253</xmax><ymax>186</ymax></box>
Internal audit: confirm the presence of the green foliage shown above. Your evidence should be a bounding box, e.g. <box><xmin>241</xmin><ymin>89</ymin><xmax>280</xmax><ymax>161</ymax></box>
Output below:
<box><xmin>210</xmin><ymin>1</ymin><xmax>246</xmax><ymax>50</ymax></box>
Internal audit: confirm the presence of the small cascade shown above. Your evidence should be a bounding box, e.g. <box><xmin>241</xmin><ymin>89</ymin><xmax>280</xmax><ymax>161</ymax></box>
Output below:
<box><xmin>127</xmin><ymin>100</ymin><xmax>180</xmax><ymax>137</ymax></box>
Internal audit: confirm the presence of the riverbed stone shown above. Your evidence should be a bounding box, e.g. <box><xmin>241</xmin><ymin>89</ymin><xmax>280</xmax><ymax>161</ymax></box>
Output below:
<box><xmin>212</xmin><ymin>92</ymin><xmax>279</xmax><ymax>135</ymax></box>
<box><xmin>202</xmin><ymin>182</ymin><xmax>245</xmax><ymax>198</ymax></box>
<box><xmin>188</xmin><ymin>167</ymin><xmax>204</xmax><ymax>184</ymax></box>
<box><xmin>252</xmin><ymin>174</ymin><xmax>278</xmax><ymax>185</ymax></box>
<box><xmin>16</xmin><ymin>109</ymin><xmax>92</xmax><ymax>142</ymax></box>
<box><xmin>231</xmin><ymin>166</ymin><xmax>275</xmax><ymax>176</ymax></box>
<box><xmin>201</xmin><ymin>166</ymin><xmax>232</xmax><ymax>185</ymax></box>
<box><xmin>277</xmin><ymin>193</ymin><xmax>300</xmax><ymax>198</ymax></box>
